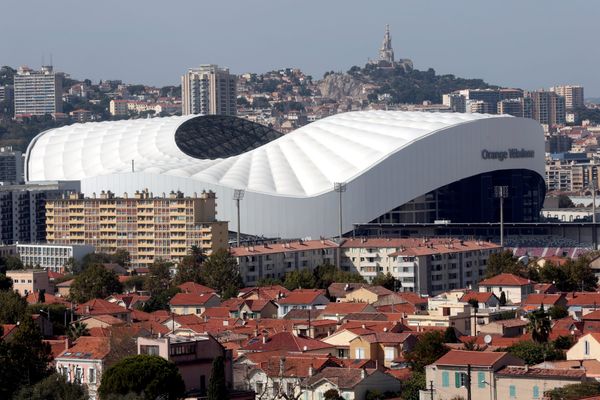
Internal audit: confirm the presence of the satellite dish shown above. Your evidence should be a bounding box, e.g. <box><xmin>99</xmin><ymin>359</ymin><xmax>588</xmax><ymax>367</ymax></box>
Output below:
<box><xmin>484</xmin><ymin>335</ymin><xmax>493</xmax><ymax>345</ymax></box>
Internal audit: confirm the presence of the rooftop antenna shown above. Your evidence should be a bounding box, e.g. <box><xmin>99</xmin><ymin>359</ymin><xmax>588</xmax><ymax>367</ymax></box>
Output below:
<box><xmin>50</xmin><ymin>53</ymin><xmax>53</xmax><ymax>68</ymax></box>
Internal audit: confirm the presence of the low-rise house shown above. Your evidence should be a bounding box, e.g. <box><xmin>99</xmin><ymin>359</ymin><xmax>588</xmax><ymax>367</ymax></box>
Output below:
<box><xmin>276</xmin><ymin>289</ymin><xmax>329</xmax><ymax>318</ymax></box>
<box><xmin>566</xmin><ymin>292</ymin><xmax>600</xmax><ymax>318</ymax></box>
<box><xmin>459</xmin><ymin>291</ymin><xmax>499</xmax><ymax>309</ymax></box>
<box><xmin>477</xmin><ymin>273</ymin><xmax>534</xmax><ymax>304</ymax></box>
<box><xmin>521</xmin><ymin>293</ymin><xmax>567</xmax><ymax>311</ymax></box>
<box><xmin>239</xmin><ymin>299</ymin><xmax>278</xmax><ymax>320</ymax></box>
<box><xmin>319</xmin><ymin>302</ymin><xmax>377</xmax><ymax>321</ymax></box>
<box><xmin>169</xmin><ymin>292</ymin><xmax>221</xmax><ymax>316</ymax></box>
<box><xmin>341</xmin><ymin>286</ymin><xmax>394</xmax><ymax>305</ymax></box>
<box><xmin>425</xmin><ymin>350</ymin><xmax>524</xmax><ymax>400</ymax></box>
<box><xmin>533</xmin><ymin>282</ymin><xmax>557</xmax><ymax>294</ymax></box>
<box><xmin>26</xmin><ymin>291</ymin><xmax>69</xmax><ymax>306</ymax></box>
<box><xmin>105</xmin><ymin>294</ymin><xmax>150</xmax><ymax>310</ymax></box>
<box><xmin>566</xmin><ymin>333</ymin><xmax>600</xmax><ymax>361</ymax></box>
<box><xmin>291</xmin><ymin>319</ymin><xmax>338</xmax><ymax>339</ymax></box>
<box><xmin>477</xmin><ymin>319</ymin><xmax>528</xmax><ymax>338</ymax></box>
<box><xmin>495</xmin><ymin>366</ymin><xmax>587</xmax><ymax>399</ymax></box>
<box><xmin>6</xmin><ymin>269</ymin><xmax>50</xmax><ymax>296</ymax></box>
<box><xmin>56</xmin><ymin>279</ymin><xmax>74</xmax><ymax>297</ymax></box>
<box><xmin>55</xmin><ymin>337</ymin><xmax>110</xmax><ymax>400</ymax></box>
<box><xmin>302</xmin><ymin>367</ymin><xmax>402</xmax><ymax>400</ymax></box>
<box><xmin>79</xmin><ymin>315</ymin><xmax>126</xmax><ymax>330</ymax></box>
<box><xmin>349</xmin><ymin>332</ymin><xmax>417</xmax><ymax>368</ymax></box>
<box><xmin>405</xmin><ymin>300</ymin><xmax>473</xmax><ymax>335</ymax></box>
<box><xmin>138</xmin><ymin>333</ymin><xmax>233</xmax><ymax>397</ymax></box>
<box><xmin>238</xmin><ymin>331</ymin><xmax>334</xmax><ymax>355</ymax></box>
<box><xmin>177</xmin><ymin>282</ymin><xmax>216</xmax><ymax>295</ymax></box>
<box><xmin>76</xmin><ymin>299</ymin><xmax>131</xmax><ymax>323</ymax></box>
<box><xmin>327</xmin><ymin>282</ymin><xmax>372</xmax><ymax>302</ymax></box>
<box><xmin>238</xmin><ymin>285</ymin><xmax>290</xmax><ymax>301</ymax></box>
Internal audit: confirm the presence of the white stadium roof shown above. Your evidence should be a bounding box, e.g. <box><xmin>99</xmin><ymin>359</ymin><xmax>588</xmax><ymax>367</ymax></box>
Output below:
<box><xmin>26</xmin><ymin>111</ymin><xmax>545</xmax><ymax>238</ymax></box>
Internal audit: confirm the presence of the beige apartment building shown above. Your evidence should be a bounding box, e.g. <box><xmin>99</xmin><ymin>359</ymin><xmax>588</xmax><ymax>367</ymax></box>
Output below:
<box><xmin>181</xmin><ymin>64</ymin><xmax>237</xmax><ymax>116</ymax></box>
<box><xmin>6</xmin><ymin>269</ymin><xmax>50</xmax><ymax>296</ymax></box>
<box><xmin>46</xmin><ymin>189</ymin><xmax>228</xmax><ymax>267</ymax></box>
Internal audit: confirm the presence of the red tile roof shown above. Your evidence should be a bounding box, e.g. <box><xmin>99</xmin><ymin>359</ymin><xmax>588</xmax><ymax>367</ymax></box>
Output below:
<box><xmin>177</xmin><ymin>282</ymin><xmax>215</xmax><ymax>295</ymax></box>
<box><xmin>202</xmin><ymin>307</ymin><xmax>231</xmax><ymax>318</ymax></box>
<box><xmin>1</xmin><ymin>324</ymin><xmax>17</xmax><ymax>339</ymax></box>
<box><xmin>231</xmin><ymin>240</ymin><xmax>338</xmax><ymax>257</ymax></box>
<box><xmin>57</xmin><ymin>336</ymin><xmax>110</xmax><ymax>360</ymax></box>
<box><xmin>433</xmin><ymin>350</ymin><xmax>524</xmax><ymax>367</ymax></box>
<box><xmin>240</xmin><ymin>331</ymin><xmax>333</xmax><ymax>352</ymax></box>
<box><xmin>478</xmin><ymin>273</ymin><xmax>533</xmax><ymax>287</ymax></box>
<box><xmin>459</xmin><ymin>291</ymin><xmax>497</xmax><ymax>303</ymax></box>
<box><xmin>305</xmin><ymin>367</ymin><xmax>380</xmax><ymax>389</ymax></box>
<box><xmin>354</xmin><ymin>331</ymin><xmax>415</xmax><ymax>344</ymax></box>
<box><xmin>567</xmin><ymin>292</ymin><xmax>600</xmax><ymax>306</ymax></box>
<box><xmin>278</xmin><ymin>289</ymin><xmax>328</xmax><ymax>305</ymax></box>
<box><xmin>258</xmin><ymin>355</ymin><xmax>341</xmax><ymax>378</ymax></box>
<box><xmin>533</xmin><ymin>283</ymin><xmax>557</xmax><ymax>294</ymax></box>
<box><xmin>322</xmin><ymin>302</ymin><xmax>373</xmax><ymax>315</ymax></box>
<box><xmin>522</xmin><ymin>293</ymin><xmax>565</xmax><ymax>306</ymax></box>
<box><xmin>76</xmin><ymin>298</ymin><xmax>130</xmax><ymax>316</ymax></box>
<box><xmin>169</xmin><ymin>292</ymin><xmax>220</xmax><ymax>307</ymax></box>
<box><xmin>496</xmin><ymin>366</ymin><xmax>585</xmax><ymax>379</ymax></box>
<box><xmin>26</xmin><ymin>291</ymin><xmax>69</xmax><ymax>305</ymax></box>
<box><xmin>81</xmin><ymin>314</ymin><xmax>126</xmax><ymax>326</ymax></box>
<box><xmin>238</xmin><ymin>285</ymin><xmax>290</xmax><ymax>301</ymax></box>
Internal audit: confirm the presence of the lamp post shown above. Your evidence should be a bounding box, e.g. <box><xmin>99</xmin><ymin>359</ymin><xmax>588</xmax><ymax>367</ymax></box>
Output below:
<box><xmin>233</xmin><ymin>189</ymin><xmax>245</xmax><ymax>247</ymax></box>
<box><xmin>334</xmin><ymin>182</ymin><xmax>347</xmax><ymax>269</ymax></box>
<box><xmin>494</xmin><ymin>186</ymin><xmax>509</xmax><ymax>247</ymax></box>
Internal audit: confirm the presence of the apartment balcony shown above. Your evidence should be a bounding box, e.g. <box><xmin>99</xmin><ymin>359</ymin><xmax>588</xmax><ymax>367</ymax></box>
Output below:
<box><xmin>396</xmin><ymin>271</ymin><xmax>415</xmax><ymax>278</ymax></box>
<box><xmin>360</xmin><ymin>261</ymin><xmax>378</xmax><ymax>268</ymax></box>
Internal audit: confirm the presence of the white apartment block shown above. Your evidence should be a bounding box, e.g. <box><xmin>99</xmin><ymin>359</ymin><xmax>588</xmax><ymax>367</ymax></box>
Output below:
<box><xmin>551</xmin><ymin>85</ymin><xmax>584</xmax><ymax>110</ymax></box>
<box><xmin>442</xmin><ymin>93</ymin><xmax>466</xmax><ymax>113</ymax></box>
<box><xmin>181</xmin><ymin>64</ymin><xmax>237</xmax><ymax>116</ymax></box>
<box><xmin>231</xmin><ymin>238</ymin><xmax>500</xmax><ymax>296</ymax></box>
<box><xmin>14</xmin><ymin>65</ymin><xmax>63</xmax><ymax>117</ymax></box>
<box><xmin>16</xmin><ymin>243</ymin><xmax>95</xmax><ymax>272</ymax></box>
<box><xmin>231</xmin><ymin>240</ymin><xmax>337</xmax><ymax>286</ymax></box>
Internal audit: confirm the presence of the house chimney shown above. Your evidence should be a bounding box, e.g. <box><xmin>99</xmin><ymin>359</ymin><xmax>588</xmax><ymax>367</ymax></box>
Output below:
<box><xmin>64</xmin><ymin>337</ymin><xmax>70</xmax><ymax>350</ymax></box>
<box><xmin>262</xmin><ymin>334</ymin><xmax>268</xmax><ymax>344</ymax></box>
<box><xmin>85</xmin><ymin>305</ymin><xmax>90</xmax><ymax>314</ymax></box>
<box><xmin>308</xmin><ymin>364</ymin><xmax>314</xmax><ymax>376</ymax></box>
<box><xmin>360</xmin><ymin>367</ymin><xmax>366</xmax><ymax>379</ymax></box>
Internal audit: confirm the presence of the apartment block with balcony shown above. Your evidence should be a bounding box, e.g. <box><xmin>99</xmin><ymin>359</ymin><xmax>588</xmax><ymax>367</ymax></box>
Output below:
<box><xmin>45</xmin><ymin>189</ymin><xmax>228</xmax><ymax>267</ymax></box>
<box><xmin>14</xmin><ymin>65</ymin><xmax>63</xmax><ymax>117</ymax></box>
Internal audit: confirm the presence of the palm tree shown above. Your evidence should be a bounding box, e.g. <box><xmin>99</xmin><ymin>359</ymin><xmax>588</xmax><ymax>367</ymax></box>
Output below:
<box><xmin>526</xmin><ymin>304</ymin><xmax>552</xmax><ymax>343</ymax></box>
<box><xmin>68</xmin><ymin>321</ymin><xmax>89</xmax><ymax>341</ymax></box>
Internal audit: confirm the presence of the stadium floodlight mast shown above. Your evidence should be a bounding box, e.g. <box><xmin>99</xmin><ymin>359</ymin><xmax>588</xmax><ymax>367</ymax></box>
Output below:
<box><xmin>233</xmin><ymin>189</ymin><xmax>245</xmax><ymax>247</ymax></box>
<box><xmin>334</xmin><ymin>182</ymin><xmax>347</xmax><ymax>269</ymax></box>
<box><xmin>494</xmin><ymin>186</ymin><xmax>509</xmax><ymax>247</ymax></box>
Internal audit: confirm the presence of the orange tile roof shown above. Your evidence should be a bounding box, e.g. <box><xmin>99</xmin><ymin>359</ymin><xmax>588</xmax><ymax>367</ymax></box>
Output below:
<box><xmin>241</xmin><ymin>331</ymin><xmax>333</xmax><ymax>352</ymax></box>
<box><xmin>231</xmin><ymin>240</ymin><xmax>338</xmax><ymax>257</ymax></box>
<box><xmin>239</xmin><ymin>285</ymin><xmax>290</xmax><ymax>301</ymax></box>
<box><xmin>459</xmin><ymin>291</ymin><xmax>497</xmax><ymax>303</ymax></box>
<box><xmin>496</xmin><ymin>366</ymin><xmax>585</xmax><ymax>379</ymax></box>
<box><xmin>522</xmin><ymin>293</ymin><xmax>565</xmax><ymax>306</ymax></box>
<box><xmin>26</xmin><ymin>291</ymin><xmax>69</xmax><ymax>305</ymax></box>
<box><xmin>567</xmin><ymin>292</ymin><xmax>600</xmax><ymax>306</ymax></box>
<box><xmin>433</xmin><ymin>350</ymin><xmax>522</xmax><ymax>367</ymax></box>
<box><xmin>478</xmin><ymin>273</ymin><xmax>533</xmax><ymax>287</ymax></box>
<box><xmin>322</xmin><ymin>302</ymin><xmax>373</xmax><ymax>315</ymax></box>
<box><xmin>57</xmin><ymin>336</ymin><xmax>110</xmax><ymax>360</ymax></box>
<box><xmin>169</xmin><ymin>292</ymin><xmax>220</xmax><ymax>306</ymax></box>
<box><xmin>202</xmin><ymin>307</ymin><xmax>231</xmax><ymax>318</ymax></box>
<box><xmin>81</xmin><ymin>314</ymin><xmax>126</xmax><ymax>326</ymax></box>
<box><xmin>76</xmin><ymin>298</ymin><xmax>130</xmax><ymax>316</ymax></box>
<box><xmin>258</xmin><ymin>355</ymin><xmax>341</xmax><ymax>378</ymax></box>
<box><xmin>177</xmin><ymin>282</ymin><xmax>216</xmax><ymax>295</ymax></box>
<box><xmin>278</xmin><ymin>289</ymin><xmax>328</xmax><ymax>305</ymax></box>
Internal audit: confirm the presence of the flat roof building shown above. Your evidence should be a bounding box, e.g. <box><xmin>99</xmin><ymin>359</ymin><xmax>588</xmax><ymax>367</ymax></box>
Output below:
<box><xmin>14</xmin><ymin>65</ymin><xmax>63</xmax><ymax>117</ymax></box>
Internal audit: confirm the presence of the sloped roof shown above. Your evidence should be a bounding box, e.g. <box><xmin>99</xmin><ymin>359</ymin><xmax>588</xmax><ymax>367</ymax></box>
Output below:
<box><xmin>478</xmin><ymin>273</ymin><xmax>532</xmax><ymax>287</ymax></box>
<box><xmin>76</xmin><ymin>298</ymin><xmax>130</xmax><ymax>316</ymax></box>
<box><xmin>169</xmin><ymin>292</ymin><xmax>220</xmax><ymax>307</ymax></box>
<box><xmin>278</xmin><ymin>289</ymin><xmax>328</xmax><ymax>305</ymax></box>
<box><xmin>240</xmin><ymin>331</ymin><xmax>333</xmax><ymax>352</ymax></box>
<box><xmin>433</xmin><ymin>350</ymin><xmax>523</xmax><ymax>367</ymax></box>
<box><xmin>56</xmin><ymin>336</ymin><xmax>110</xmax><ymax>360</ymax></box>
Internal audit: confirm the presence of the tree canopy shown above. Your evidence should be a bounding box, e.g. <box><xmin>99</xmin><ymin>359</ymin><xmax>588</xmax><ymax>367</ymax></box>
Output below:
<box><xmin>0</xmin><ymin>289</ymin><xmax>28</xmax><ymax>324</ymax></box>
<box><xmin>526</xmin><ymin>305</ymin><xmax>552</xmax><ymax>343</ymax></box>
<box><xmin>207</xmin><ymin>356</ymin><xmax>228</xmax><ymax>400</ymax></box>
<box><xmin>545</xmin><ymin>381</ymin><xmax>600</xmax><ymax>400</ymax></box>
<box><xmin>69</xmin><ymin>264</ymin><xmax>123</xmax><ymax>303</ymax></box>
<box><xmin>99</xmin><ymin>355</ymin><xmax>185</xmax><ymax>400</ymax></box>
<box><xmin>13</xmin><ymin>373</ymin><xmax>87</xmax><ymax>400</ymax></box>
<box><xmin>405</xmin><ymin>331</ymin><xmax>449</xmax><ymax>372</ymax></box>
<box><xmin>200</xmin><ymin>249</ymin><xmax>243</xmax><ymax>299</ymax></box>
<box><xmin>503</xmin><ymin>340</ymin><xmax>564</xmax><ymax>365</ymax></box>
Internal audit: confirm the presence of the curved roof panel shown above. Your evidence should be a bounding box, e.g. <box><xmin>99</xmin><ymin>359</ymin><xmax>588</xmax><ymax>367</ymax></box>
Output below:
<box><xmin>27</xmin><ymin>111</ymin><xmax>526</xmax><ymax>198</ymax></box>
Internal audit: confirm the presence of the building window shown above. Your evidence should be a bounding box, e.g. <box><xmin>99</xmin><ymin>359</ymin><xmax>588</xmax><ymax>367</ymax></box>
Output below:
<box><xmin>477</xmin><ymin>371</ymin><xmax>485</xmax><ymax>388</ymax></box>
<box><xmin>255</xmin><ymin>382</ymin><xmax>264</xmax><ymax>395</ymax></box>
<box><xmin>384</xmin><ymin>347</ymin><xmax>395</xmax><ymax>361</ymax></box>
<box><xmin>585</xmin><ymin>340</ymin><xmax>590</xmax><ymax>356</ymax></box>
<box><xmin>140</xmin><ymin>345</ymin><xmax>160</xmax><ymax>356</ymax></box>
<box><xmin>355</xmin><ymin>348</ymin><xmax>365</xmax><ymax>359</ymax></box>
<box><xmin>442</xmin><ymin>371</ymin><xmax>449</xmax><ymax>387</ymax></box>
<box><xmin>533</xmin><ymin>385</ymin><xmax>539</xmax><ymax>399</ymax></box>
<box><xmin>88</xmin><ymin>368</ymin><xmax>96</xmax><ymax>384</ymax></box>
<box><xmin>509</xmin><ymin>385</ymin><xmax>516</xmax><ymax>398</ymax></box>
<box><xmin>454</xmin><ymin>372</ymin><xmax>461</xmax><ymax>388</ymax></box>
<box><xmin>74</xmin><ymin>367</ymin><xmax>83</xmax><ymax>384</ymax></box>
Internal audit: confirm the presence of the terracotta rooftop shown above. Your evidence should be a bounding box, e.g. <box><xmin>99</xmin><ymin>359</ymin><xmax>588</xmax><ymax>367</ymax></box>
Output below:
<box><xmin>76</xmin><ymin>298</ymin><xmax>130</xmax><ymax>316</ymax></box>
<box><xmin>478</xmin><ymin>273</ymin><xmax>533</xmax><ymax>287</ymax></box>
<box><xmin>231</xmin><ymin>239</ymin><xmax>338</xmax><ymax>257</ymax></box>
<box><xmin>80</xmin><ymin>314</ymin><xmax>126</xmax><ymax>326</ymax></box>
<box><xmin>241</xmin><ymin>331</ymin><xmax>333</xmax><ymax>352</ymax></box>
<box><xmin>258</xmin><ymin>355</ymin><xmax>341</xmax><ymax>378</ymax></box>
<box><xmin>283</xmin><ymin>309</ymin><xmax>323</xmax><ymax>320</ymax></box>
<box><xmin>304</xmin><ymin>367</ymin><xmax>378</xmax><ymax>389</ymax></box>
<box><xmin>434</xmin><ymin>350</ymin><xmax>524</xmax><ymax>367</ymax></box>
<box><xmin>169</xmin><ymin>292</ymin><xmax>220</xmax><ymax>307</ymax></box>
<box><xmin>459</xmin><ymin>291</ymin><xmax>497</xmax><ymax>303</ymax></box>
<box><xmin>583</xmin><ymin>310</ymin><xmax>600</xmax><ymax>321</ymax></box>
<box><xmin>244</xmin><ymin>299</ymin><xmax>274</xmax><ymax>312</ymax></box>
<box><xmin>567</xmin><ymin>292</ymin><xmax>600</xmax><ymax>306</ymax></box>
<box><xmin>56</xmin><ymin>336</ymin><xmax>110</xmax><ymax>360</ymax></box>
<box><xmin>522</xmin><ymin>293</ymin><xmax>565</xmax><ymax>306</ymax></box>
<box><xmin>327</xmin><ymin>283</ymin><xmax>371</xmax><ymax>299</ymax></box>
<box><xmin>533</xmin><ymin>283</ymin><xmax>557</xmax><ymax>294</ymax></box>
<box><xmin>238</xmin><ymin>285</ymin><xmax>290</xmax><ymax>301</ymax></box>
<box><xmin>322</xmin><ymin>302</ymin><xmax>373</xmax><ymax>315</ymax></box>
<box><xmin>202</xmin><ymin>307</ymin><xmax>231</xmax><ymax>318</ymax></box>
<box><xmin>496</xmin><ymin>366</ymin><xmax>585</xmax><ymax>379</ymax></box>
<box><xmin>177</xmin><ymin>282</ymin><xmax>216</xmax><ymax>295</ymax></box>
<box><xmin>341</xmin><ymin>238</ymin><xmax>498</xmax><ymax>254</ymax></box>
<box><xmin>278</xmin><ymin>289</ymin><xmax>328</xmax><ymax>305</ymax></box>
<box><xmin>354</xmin><ymin>331</ymin><xmax>415</xmax><ymax>344</ymax></box>
<box><xmin>26</xmin><ymin>291</ymin><xmax>69</xmax><ymax>305</ymax></box>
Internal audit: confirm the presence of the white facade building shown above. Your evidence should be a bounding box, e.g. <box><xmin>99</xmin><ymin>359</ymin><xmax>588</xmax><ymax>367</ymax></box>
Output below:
<box><xmin>14</xmin><ymin>65</ymin><xmax>63</xmax><ymax>117</ymax></box>
<box><xmin>15</xmin><ymin>243</ymin><xmax>94</xmax><ymax>272</ymax></box>
<box><xmin>25</xmin><ymin>111</ymin><xmax>545</xmax><ymax>239</ymax></box>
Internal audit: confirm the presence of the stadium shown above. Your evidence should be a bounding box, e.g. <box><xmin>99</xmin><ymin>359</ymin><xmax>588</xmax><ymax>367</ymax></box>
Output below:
<box><xmin>25</xmin><ymin>111</ymin><xmax>545</xmax><ymax>239</ymax></box>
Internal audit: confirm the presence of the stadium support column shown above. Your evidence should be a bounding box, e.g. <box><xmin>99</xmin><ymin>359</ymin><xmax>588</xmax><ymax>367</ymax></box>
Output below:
<box><xmin>334</xmin><ymin>182</ymin><xmax>347</xmax><ymax>269</ymax></box>
<box><xmin>494</xmin><ymin>186</ymin><xmax>508</xmax><ymax>247</ymax></box>
<box><xmin>233</xmin><ymin>189</ymin><xmax>245</xmax><ymax>247</ymax></box>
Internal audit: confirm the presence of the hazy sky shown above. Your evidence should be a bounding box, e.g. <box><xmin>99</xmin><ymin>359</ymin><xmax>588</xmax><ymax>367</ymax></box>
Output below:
<box><xmin>3</xmin><ymin>0</ymin><xmax>599</xmax><ymax>95</ymax></box>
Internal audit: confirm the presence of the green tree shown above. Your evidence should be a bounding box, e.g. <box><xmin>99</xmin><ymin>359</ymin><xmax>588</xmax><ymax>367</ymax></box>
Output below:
<box><xmin>324</xmin><ymin>389</ymin><xmax>344</xmax><ymax>400</ymax></box>
<box><xmin>503</xmin><ymin>341</ymin><xmax>564</xmax><ymax>365</ymax></box>
<box><xmin>545</xmin><ymin>381</ymin><xmax>600</xmax><ymax>400</ymax></box>
<box><xmin>548</xmin><ymin>305</ymin><xmax>569</xmax><ymax>320</ymax></box>
<box><xmin>371</xmin><ymin>272</ymin><xmax>400</xmax><ymax>291</ymax></box>
<box><xmin>554</xmin><ymin>335</ymin><xmax>575</xmax><ymax>350</ymax></box>
<box><xmin>256</xmin><ymin>277</ymin><xmax>283</xmax><ymax>286</ymax></box>
<box><xmin>173</xmin><ymin>251</ymin><xmax>204</xmax><ymax>286</ymax></box>
<box><xmin>99</xmin><ymin>355</ymin><xmax>185</xmax><ymax>400</ymax></box>
<box><xmin>68</xmin><ymin>321</ymin><xmax>90</xmax><ymax>341</ymax></box>
<box><xmin>557</xmin><ymin>194</ymin><xmax>575</xmax><ymax>208</ymax></box>
<box><xmin>0</xmin><ymin>273</ymin><xmax>12</xmax><ymax>291</ymax></box>
<box><xmin>484</xmin><ymin>250</ymin><xmax>526</xmax><ymax>278</ymax></box>
<box><xmin>111</xmin><ymin>249</ymin><xmax>131</xmax><ymax>267</ymax></box>
<box><xmin>527</xmin><ymin>305</ymin><xmax>552</xmax><ymax>343</ymax></box>
<box><xmin>201</xmin><ymin>249</ymin><xmax>243</xmax><ymax>299</ymax></box>
<box><xmin>443</xmin><ymin>327</ymin><xmax>459</xmax><ymax>343</ymax></box>
<box><xmin>313</xmin><ymin>262</ymin><xmax>365</xmax><ymax>289</ymax></box>
<box><xmin>283</xmin><ymin>269</ymin><xmax>317</xmax><ymax>290</ymax></box>
<box><xmin>0</xmin><ymin>255</ymin><xmax>24</xmax><ymax>271</ymax></box>
<box><xmin>144</xmin><ymin>260</ymin><xmax>173</xmax><ymax>295</ymax></box>
<box><xmin>70</xmin><ymin>264</ymin><xmax>123</xmax><ymax>303</ymax></box>
<box><xmin>499</xmin><ymin>291</ymin><xmax>507</xmax><ymax>306</ymax></box>
<box><xmin>13</xmin><ymin>373</ymin><xmax>87</xmax><ymax>400</ymax></box>
<box><xmin>0</xmin><ymin>289</ymin><xmax>28</xmax><ymax>324</ymax></box>
<box><xmin>400</xmin><ymin>371</ymin><xmax>425</xmax><ymax>400</ymax></box>
<box><xmin>405</xmin><ymin>331</ymin><xmax>449</xmax><ymax>372</ymax></box>
<box><xmin>208</xmin><ymin>355</ymin><xmax>228</xmax><ymax>400</ymax></box>
<box><xmin>142</xmin><ymin>287</ymin><xmax>181</xmax><ymax>312</ymax></box>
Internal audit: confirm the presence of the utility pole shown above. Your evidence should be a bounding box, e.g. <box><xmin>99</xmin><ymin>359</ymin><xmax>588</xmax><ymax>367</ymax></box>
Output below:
<box><xmin>494</xmin><ymin>186</ymin><xmax>508</xmax><ymax>247</ymax></box>
<box><xmin>466</xmin><ymin>364</ymin><xmax>472</xmax><ymax>400</ymax></box>
<box><xmin>429</xmin><ymin>380</ymin><xmax>434</xmax><ymax>400</ymax></box>
<box><xmin>334</xmin><ymin>182</ymin><xmax>347</xmax><ymax>269</ymax></box>
<box><xmin>233</xmin><ymin>189</ymin><xmax>245</xmax><ymax>247</ymax></box>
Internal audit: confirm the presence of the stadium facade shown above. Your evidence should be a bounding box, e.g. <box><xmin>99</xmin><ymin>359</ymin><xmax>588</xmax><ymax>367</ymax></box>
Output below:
<box><xmin>25</xmin><ymin>111</ymin><xmax>545</xmax><ymax>239</ymax></box>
